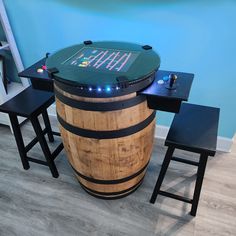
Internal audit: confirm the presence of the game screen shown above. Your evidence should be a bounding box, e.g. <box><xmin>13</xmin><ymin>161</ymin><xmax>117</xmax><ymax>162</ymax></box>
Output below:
<box><xmin>62</xmin><ymin>47</ymin><xmax>140</xmax><ymax>73</ymax></box>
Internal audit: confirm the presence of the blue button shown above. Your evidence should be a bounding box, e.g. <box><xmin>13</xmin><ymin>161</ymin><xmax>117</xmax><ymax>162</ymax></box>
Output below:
<box><xmin>163</xmin><ymin>76</ymin><xmax>169</xmax><ymax>82</ymax></box>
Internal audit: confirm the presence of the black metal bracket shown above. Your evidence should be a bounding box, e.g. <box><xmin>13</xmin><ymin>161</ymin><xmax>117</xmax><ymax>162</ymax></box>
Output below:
<box><xmin>47</xmin><ymin>67</ymin><xmax>59</xmax><ymax>79</ymax></box>
<box><xmin>84</xmin><ymin>40</ymin><xmax>93</xmax><ymax>45</ymax></box>
<box><xmin>116</xmin><ymin>76</ymin><xmax>129</xmax><ymax>89</ymax></box>
<box><xmin>142</xmin><ymin>45</ymin><xmax>152</xmax><ymax>50</ymax></box>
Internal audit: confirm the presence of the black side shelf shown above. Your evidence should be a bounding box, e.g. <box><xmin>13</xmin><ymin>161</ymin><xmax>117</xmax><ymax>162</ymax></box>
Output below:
<box><xmin>139</xmin><ymin>70</ymin><xmax>194</xmax><ymax>113</ymax></box>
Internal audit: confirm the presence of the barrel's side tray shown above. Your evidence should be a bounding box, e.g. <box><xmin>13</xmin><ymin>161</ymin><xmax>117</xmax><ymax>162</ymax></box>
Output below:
<box><xmin>138</xmin><ymin>70</ymin><xmax>194</xmax><ymax>113</ymax></box>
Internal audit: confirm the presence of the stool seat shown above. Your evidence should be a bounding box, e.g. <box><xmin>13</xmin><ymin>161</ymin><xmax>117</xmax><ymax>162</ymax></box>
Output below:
<box><xmin>0</xmin><ymin>86</ymin><xmax>63</xmax><ymax>178</ymax></box>
<box><xmin>166</xmin><ymin>103</ymin><xmax>220</xmax><ymax>156</ymax></box>
<box><xmin>0</xmin><ymin>87</ymin><xmax>54</xmax><ymax>117</ymax></box>
<box><xmin>150</xmin><ymin>103</ymin><xmax>220</xmax><ymax>216</ymax></box>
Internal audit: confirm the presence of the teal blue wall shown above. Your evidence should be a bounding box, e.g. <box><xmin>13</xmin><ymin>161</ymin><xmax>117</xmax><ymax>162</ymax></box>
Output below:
<box><xmin>3</xmin><ymin>0</ymin><xmax>236</xmax><ymax>138</ymax></box>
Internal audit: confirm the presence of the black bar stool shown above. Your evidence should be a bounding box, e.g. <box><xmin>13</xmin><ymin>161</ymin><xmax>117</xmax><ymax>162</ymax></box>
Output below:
<box><xmin>0</xmin><ymin>86</ymin><xmax>63</xmax><ymax>178</ymax></box>
<box><xmin>150</xmin><ymin>103</ymin><xmax>220</xmax><ymax>216</ymax></box>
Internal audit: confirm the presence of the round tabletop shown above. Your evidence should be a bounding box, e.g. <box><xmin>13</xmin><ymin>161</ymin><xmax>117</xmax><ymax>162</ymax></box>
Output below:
<box><xmin>46</xmin><ymin>41</ymin><xmax>160</xmax><ymax>96</ymax></box>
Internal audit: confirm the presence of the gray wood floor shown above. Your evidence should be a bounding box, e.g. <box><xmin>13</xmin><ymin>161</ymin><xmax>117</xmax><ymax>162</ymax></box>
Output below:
<box><xmin>0</xmin><ymin>115</ymin><xmax>236</xmax><ymax>236</ymax></box>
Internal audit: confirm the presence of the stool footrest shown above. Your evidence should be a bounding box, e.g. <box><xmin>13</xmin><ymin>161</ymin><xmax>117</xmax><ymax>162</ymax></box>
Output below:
<box><xmin>27</xmin><ymin>157</ymin><xmax>48</xmax><ymax>166</ymax></box>
<box><xmin>159</xmin><ymin>190</ymin><xmax>193</xmax><ymax>204</ymax></box>
<box><xmin>52</xmin><ymin>131</ymin><xmax>61</xmax><ymax>136</ymax></box>
<box><xmin>171</xmin><ymin>156</ymin><xmax>199</xmax><ymax>166</ymax></box>
<box><xmin>25</xmin><ymin>128</ymin><xmax>48</xmax><ymax>152</ymax></box>
<box><xmin>52</xmin><ymin>143</ymin><xmax>64</xmax><ymax>160</ymax></box>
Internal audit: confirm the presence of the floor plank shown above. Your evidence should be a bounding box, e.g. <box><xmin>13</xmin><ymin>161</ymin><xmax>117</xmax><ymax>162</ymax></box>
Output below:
<box><xmin>0</xmin><ymin>116</ymin><xmax>235</xmax><ymax>236</ymax></box>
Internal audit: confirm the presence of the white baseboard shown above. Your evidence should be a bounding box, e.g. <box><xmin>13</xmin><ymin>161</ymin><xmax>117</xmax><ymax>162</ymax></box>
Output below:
<box><xmin>155</xmin><ymin>125</ymin><xmax>234</xmax><ymax>153</ymax></box>
<box><xmin>47</xmin><ymin>103</ymin><xmax>56</xmax><ymax>117</ymax></box>
<box><xmin>155</xmin><ymin>125</ymin><xmax>170</xmax><ymax>140</ymax></box>
<box><xmin>216</xmin><ymin>136</ymin><xmax>234</xmax><ymax>153</ymax></box>
<box><xmin>48</xmin><ymin>104</ymin><xmax>234</xmax><ymax>153</ymax></box>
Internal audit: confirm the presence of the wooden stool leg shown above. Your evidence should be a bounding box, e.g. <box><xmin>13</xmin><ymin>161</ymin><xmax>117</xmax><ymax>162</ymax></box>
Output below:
<box><xmin>190</xmin><ymin>153</ymin><xmax>208</xmax><ymax>216</ymax></box>
<box><xmin>42</xmin><ymin>109</ymin><xmax>54</xmax><ymax>143</ymax></box>
<box><xmin>150</xmin><ymin>147</ymin><xmax>175</xmax><ymax>204</ymax></box>
<box><xmin>31</xmin><ymin>116</ymin><xmax>59</xmax><ymax>178</ymax></box>
<box><xmin>8</xmin><ymin>114</ymin><xmax>30</xmax><ymax>170</ymax></box>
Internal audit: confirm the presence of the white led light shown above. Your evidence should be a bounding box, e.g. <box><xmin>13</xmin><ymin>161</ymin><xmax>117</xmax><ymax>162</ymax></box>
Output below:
<box><xmin>89</xmin><ymin>87</ymin><xmax>92</xmax><ymax>91</ymax></box>
<box><xmin>97</xmin><ymin>87</ymin><xmax>102</xmax><ymax>92</ymax></box>
<box><xmin>116</xmin><ymin>86</ymin><xmax>119</xmax><ymax>90</ymax></box>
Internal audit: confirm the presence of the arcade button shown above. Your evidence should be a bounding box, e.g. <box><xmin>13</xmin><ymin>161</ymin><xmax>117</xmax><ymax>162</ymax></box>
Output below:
<box><xmin>37</xmin><ymin>68</ymin><xmax>44</xmax><ymax>73</ymax></box>
<box><xmin>163</xmin><ymin>76</ymin><xmax>169</xmax><ymax>82</ymax></box>
<box><xmin>157</xmin><ymin>80</ymin><xmax>164</xmax><ymax>85</ymax></box>
<box><xmin>42</xmin><ymin>65</ymin><xmax>47</xmax><ymax>70</ymax></box>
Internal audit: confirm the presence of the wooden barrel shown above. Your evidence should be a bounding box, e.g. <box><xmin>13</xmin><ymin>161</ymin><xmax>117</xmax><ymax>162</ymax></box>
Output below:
<box><xmin>55</xmin><ymin>82</ymin><xmax>156</xmax><ymax>199</ymax></box>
